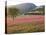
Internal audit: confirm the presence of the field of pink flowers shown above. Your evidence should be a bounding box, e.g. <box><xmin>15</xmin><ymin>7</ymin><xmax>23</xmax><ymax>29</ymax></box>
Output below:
<box><xmin>7</xmin><ymin>15</ymin><xmax>44</xmax><ymax>26</ymax></box>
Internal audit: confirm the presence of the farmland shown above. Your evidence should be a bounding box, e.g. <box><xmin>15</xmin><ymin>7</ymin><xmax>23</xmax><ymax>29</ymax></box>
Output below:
<box><xmin>7</xmin><ymin>15</ymin><xmax>44</xmax><ymax>33</ymax></box>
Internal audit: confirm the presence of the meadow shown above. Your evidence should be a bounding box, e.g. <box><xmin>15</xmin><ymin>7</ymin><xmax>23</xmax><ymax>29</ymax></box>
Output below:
<box><xmin>7</xmin><ymin>15</ymin><xmax>44</xmax><ymax>33</ymax></box>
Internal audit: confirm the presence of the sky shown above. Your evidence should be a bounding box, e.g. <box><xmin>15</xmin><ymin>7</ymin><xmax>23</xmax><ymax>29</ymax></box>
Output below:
<box><xmin>7</xmin><ymin>0</ymin><xmax>45</xmax><ymax>6</ymax></box>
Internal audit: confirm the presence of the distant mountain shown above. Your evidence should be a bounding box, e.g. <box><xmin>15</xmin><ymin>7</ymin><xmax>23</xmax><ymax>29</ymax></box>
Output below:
<box><xmin>8</xmin><ymin>3</ymin><xmax>45</xmax><ymax>15</ymax></box>
<box><xmin>24</xmin><ymin>5</ymin><xmax>45</xmax><ymax>15</ymax></box>
<box><xmin>8</xmin><ymin>3</ymin><xmax>37</xmax><ymax>14</ymax></box>
<box><xmin>32</xmin><ymin>5</ymin><xmax>45</xmax><ymax>11</ymax></box>
<box><xmin>15</xmin><ymin>3</ymin><xmax>36</xmax><ymax>14</ymax></box>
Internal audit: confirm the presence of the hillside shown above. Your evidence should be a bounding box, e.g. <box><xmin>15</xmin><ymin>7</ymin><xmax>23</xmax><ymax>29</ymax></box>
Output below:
<box><xmin>7</xmin><ymin>3</ymin><xmax>36</xmax><ymax>14</ymax></box>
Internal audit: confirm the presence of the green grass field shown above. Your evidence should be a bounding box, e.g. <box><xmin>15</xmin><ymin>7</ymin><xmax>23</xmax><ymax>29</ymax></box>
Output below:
<box><xmin>7</xmin><ymin>22</ymin><xmax>44</xmax><ymax>34</ymax></box>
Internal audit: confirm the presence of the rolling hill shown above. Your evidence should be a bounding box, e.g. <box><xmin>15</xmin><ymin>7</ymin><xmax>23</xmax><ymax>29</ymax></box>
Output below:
<box><xmin>8</xmin><ymin>3</ymin><xmax>36</xmax><ymax>14</ymax></box>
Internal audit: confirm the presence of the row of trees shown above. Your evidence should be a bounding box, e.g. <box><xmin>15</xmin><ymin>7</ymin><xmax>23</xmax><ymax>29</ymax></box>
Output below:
<box><xmin>7</xmin><ymin>7</ymin><xmax>20</xmax><ymax>23</ymax></box>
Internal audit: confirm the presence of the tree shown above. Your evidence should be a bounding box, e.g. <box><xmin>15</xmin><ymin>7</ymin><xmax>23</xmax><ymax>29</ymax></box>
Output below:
<box><xmin>8</xmin><ymin>7</ymin><xmax>20</xmax><ymax>23</ymax></box>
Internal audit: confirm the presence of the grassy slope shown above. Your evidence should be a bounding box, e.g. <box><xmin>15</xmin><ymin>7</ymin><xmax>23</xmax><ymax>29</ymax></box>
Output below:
<box><xmin>7</xmin><ymin>22</ymin><xmax>44</xmax><ymax>34</ymax></box>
